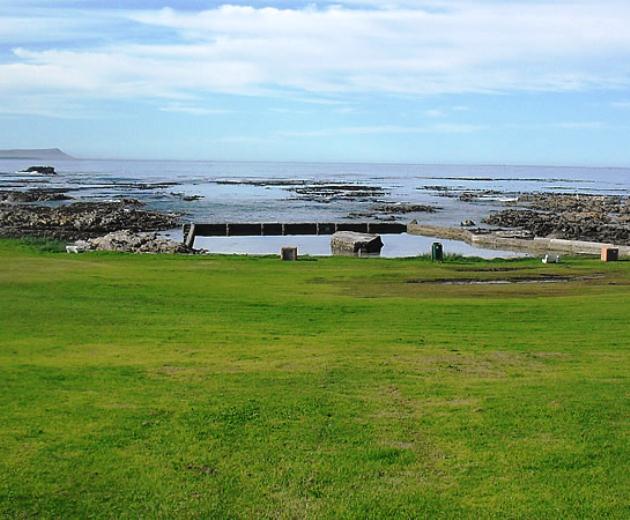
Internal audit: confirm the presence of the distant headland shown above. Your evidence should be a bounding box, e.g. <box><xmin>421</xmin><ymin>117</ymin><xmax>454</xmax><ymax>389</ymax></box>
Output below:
<box><xmin>0</xmin><ymin>148</ymin><xmax>74</xmax><ymax>160</ymax></box>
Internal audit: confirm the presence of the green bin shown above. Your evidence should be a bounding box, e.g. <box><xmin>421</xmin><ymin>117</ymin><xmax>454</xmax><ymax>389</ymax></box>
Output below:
<box><xmin>431</xmin><ymin>242</ymin><xmax>444</xmax><ymax>261</ymax></box>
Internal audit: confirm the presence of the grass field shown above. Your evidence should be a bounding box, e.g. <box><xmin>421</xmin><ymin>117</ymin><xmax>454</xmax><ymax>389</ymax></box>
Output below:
<box><xmin>0</xmin><ymin>239</ymin><xmax>628</xmax><ymax>518</ymax></box>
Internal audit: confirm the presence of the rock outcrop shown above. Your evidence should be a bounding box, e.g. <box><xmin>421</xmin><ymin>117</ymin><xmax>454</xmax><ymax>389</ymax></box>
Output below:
<box><xmin>482</xmin><ymin>193</ymin><xmax>630</xmax><ymax>245</ymax></box>
<box><xmin>20</xmin><ymin>166</ymin><xmax>56</xmax><ymax>175</ymax></box>
<box><xmin>0</xmin><ymin>200</ymin><xmax>180</xmax><ymax>240</ymax></box>
<box><xmin>371</xmin><ymin>203</ymin><xmax>440</xmax><ymax>214</ymax></box>
<box><xmin>483</xmin><ymin>208</ymin><xmax>629</xmax><ymax>245</ymax></box>
<box><xmin>0</xmin><ymin>189</ymin><xmax>72</xmax><ymax>203</ymax></box>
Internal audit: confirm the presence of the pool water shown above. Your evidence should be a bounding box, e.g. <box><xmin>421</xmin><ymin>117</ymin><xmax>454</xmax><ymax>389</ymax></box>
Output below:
<box><xmin>182</xmin><ymin>233</ymin><xmax>529</xmax><ymax>259</ymax></box>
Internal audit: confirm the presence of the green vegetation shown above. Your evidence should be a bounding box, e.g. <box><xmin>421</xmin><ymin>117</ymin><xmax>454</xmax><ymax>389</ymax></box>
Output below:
<box><xmin>0</xmin><ymin>239</ymin><xmax>628</xmax><ymax>518</ymax></box>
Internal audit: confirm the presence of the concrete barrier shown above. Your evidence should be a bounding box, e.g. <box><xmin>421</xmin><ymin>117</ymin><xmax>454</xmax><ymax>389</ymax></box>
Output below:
<box><xmin>227</xmin><ymin>223</ymin><xmax>263</xmax><ymax>236</ymax></box>
<box><xmin>336</xmin><ymin>223</ymin><xmax>369</xmax><ymax>233</ymax></box>
<box><xmin>183</xmin><ymin>221</ymin><xmax>407</xmax><ymax>248</ymax></box>
<box><xmin>261</xmin><ymin>223</ymin><xmax>283</xmax><ymax>235</ymax></box>
<box><xmin>367</xmin><ymin>222</ymin><xmax>407</xmax><ymax>234</ymax></box>
<box><xmin>283</xmin><ymin>223</ymin><xmax>318</xmax><ymax>235</ymax></box>
<box><xmin>317</xmin><ymin>223</ymin><xmax>337</xmax><ymax>235</ymax></box>
<box><xmin>407</xmin><ymin>223</ymin><xmax>470</xmax><ymax>241</ymax></box>
<box><xmin>192</xmin><ymin>223</ymin><xmax>228</xmax><ymax>237</ymax></box>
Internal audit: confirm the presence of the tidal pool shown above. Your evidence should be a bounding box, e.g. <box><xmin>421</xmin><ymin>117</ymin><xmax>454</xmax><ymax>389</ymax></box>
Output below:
<box><xmin>170</xmin><ymin>232</ymin><xmax>529</xmax><ymax>259</ymax></box>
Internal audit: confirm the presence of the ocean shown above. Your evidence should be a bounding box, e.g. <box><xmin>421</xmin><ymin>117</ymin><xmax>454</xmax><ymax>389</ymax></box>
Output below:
<box><xmin>2</xmin><ymin>159</ymin><xmax>629</xmax><ymax>257</ymax></box>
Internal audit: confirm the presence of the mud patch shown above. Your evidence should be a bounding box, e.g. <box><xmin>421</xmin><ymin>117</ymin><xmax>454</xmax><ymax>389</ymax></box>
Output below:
<box><xmin>406</xmin><ymin>274</ymin><xmax>603</xmax><ymax>285</ymax></box>
<box><xmin>452</xmin><ymin>266</ymin><xmax>534</xmax><ymax>273</ymax></box>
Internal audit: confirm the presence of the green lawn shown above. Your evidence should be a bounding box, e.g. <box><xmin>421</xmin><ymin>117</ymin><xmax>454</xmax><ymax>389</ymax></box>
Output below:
<box><xmin>0</xmin><ymin>239</ymin><xmax>628</xmax><ymax>518</ymax></box>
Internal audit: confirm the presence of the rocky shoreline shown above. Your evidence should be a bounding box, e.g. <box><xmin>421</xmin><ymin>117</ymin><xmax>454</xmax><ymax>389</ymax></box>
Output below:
<box><xmin>481</xmin><ymin>193</ymin><xmax>630</xmax><ymax>245</ymax></box>
<box><xmin>1</xmin><ymin>189</ymin><xmax>72</xmax><ymax>203</ymax></box>
<box><xmin>1</xmin><ymin>181</ymin><xmax>628</xmax><ymax>253</ymax></box>
<box><xmin>0</xmin><ymin>194</ymin><xmax>180</xmax><ymax>241</ymax></box>
<box><xmin>72</xmin><ymin>230</ymin><xmax>194</xmax><ymax>254</ymax></box>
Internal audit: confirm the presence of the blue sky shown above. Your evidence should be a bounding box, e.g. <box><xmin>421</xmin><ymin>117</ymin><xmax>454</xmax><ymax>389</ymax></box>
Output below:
<box><xmin>1</xmin><ymin>0</ymin><xmax>630</xmax><ymax>165</ymax></box>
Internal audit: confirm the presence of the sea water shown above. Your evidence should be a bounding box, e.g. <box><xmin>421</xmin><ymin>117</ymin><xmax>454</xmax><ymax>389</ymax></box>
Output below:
<box><xmin>2</xmin><ymin>159</ymin><xmax>628</xmax><ymax>257</ymax></box>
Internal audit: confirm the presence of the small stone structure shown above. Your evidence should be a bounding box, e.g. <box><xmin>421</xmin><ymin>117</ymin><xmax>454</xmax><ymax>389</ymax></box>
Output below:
<box><xmin>281</xmin><ymin>247</ymin><xmax>298</xmax><ymax>261</ymax></box>
<box><xmin>330</xmin><ymin>231</ymin><xmax>383</xmax><ymax>255</ymax></box>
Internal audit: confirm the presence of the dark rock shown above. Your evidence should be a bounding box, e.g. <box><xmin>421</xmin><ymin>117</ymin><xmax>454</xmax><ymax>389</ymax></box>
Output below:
<box><xmin>293</xmin><ymin>183</ymin><xmax>387</xmax><ymax>203</ymax></box>
<box><xmin>20</xmin><ymin>166</ymin><xmax>56</xmax><ymax>175</ymax></box>
<box><xmin>517</xmin><ymin>193</ymin><xmax>625</xmax><ymax>214</ymax></box>
<box><xmin>117</xmin><ymin>198</ymin><xmax>144</xmax><ymax>206</ymax></box>
<box><xmin>483</xmin><ymin>206</ymin><xmax>629</xmax><ymax>245</ymax></box>
<box><xmin>372</xmin><ymin>203</ymin><xmax>440</xmax><ymax>214</ymax></box>
<box><xmin>459</xmin><ymin>190</ymin><xmax>505</xmax><ymax>202</ymax></box>
<box><xmin>215</xmin><ymin>179</ymin><xmax>308</xmax><ymax>187</ymax></box>
<box><xmin>0</xmin><ymin>200</ymin><xmax>180</xmax><ymax>240</ymax></box>
<box><xmin>477</xmin><ymin>192</ymin><xmax>630</xmax><ymax>244</ymax></box>
<box><xmin>215</xmin><ymin>179</ymin><xmax>389</xmax><ymax>203</ymax></box>
<box><xmin>345</xmin><ymin>211</ymin><xmax>397</xmax><ymax>221</ymax></box>
<box><xmin>0</xmin><ymin>189</ymin><xmax>72</xmax><ymax>203</ymax></box>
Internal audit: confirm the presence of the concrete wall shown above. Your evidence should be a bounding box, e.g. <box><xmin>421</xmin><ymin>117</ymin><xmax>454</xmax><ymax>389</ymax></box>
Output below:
<box><xmin>187</xmin><ymin>222</ymin><xmax>406</xmax><ymax>237</ymax></box>
<box><xmin>407</xmin><ymin>223</ymin><xmax>630</xmax><ymax>257</ymax></box>
<box><xmin>183</xmin><ymin>221</ymin><xmax>406</xmax><ymax>246</ymax></box>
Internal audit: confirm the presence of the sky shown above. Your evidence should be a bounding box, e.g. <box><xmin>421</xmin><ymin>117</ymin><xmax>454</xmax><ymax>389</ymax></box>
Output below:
<box><xmin>1</xmin><ymin>0</ymin><xmax>630</xmax><ymax>165</ymax></box>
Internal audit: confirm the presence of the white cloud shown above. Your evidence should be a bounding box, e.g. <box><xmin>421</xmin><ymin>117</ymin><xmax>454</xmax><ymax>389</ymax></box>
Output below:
<box><xmin>159</xmin><ymin>103</ymin><xmax>232</xmax><ymax>116</ymax></box>
<box><xmin>1</xmin><ymin>1</ymin><xmax>630</xmax><ymax>115</ymax></box>
<box><xmin>424</xmin><ymin>106</ymin><xmax>469</xmax><ymax>118</ymax></box>
<box><xmin>503</xmin><ymin>121</ymin><xmax>609</xmax><ymax>131</ymax></box>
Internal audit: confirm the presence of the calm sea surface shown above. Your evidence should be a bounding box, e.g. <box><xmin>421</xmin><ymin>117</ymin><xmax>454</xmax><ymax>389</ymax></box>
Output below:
<box><xmin>2</xmin><ymin>159</ymin><xmax>629</xmax><ymax>257</ymax></box>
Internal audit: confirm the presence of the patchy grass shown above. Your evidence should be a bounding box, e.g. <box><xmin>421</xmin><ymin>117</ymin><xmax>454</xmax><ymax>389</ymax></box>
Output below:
<box><xmin>9</xmin><ymin>236</ymin><xmax>67</xmax><ymax>253</ymax></box>
<box><xmin>0</xmin><ymin>239</ymin><xmax>628</xmax><ymax>518</ymax></box>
